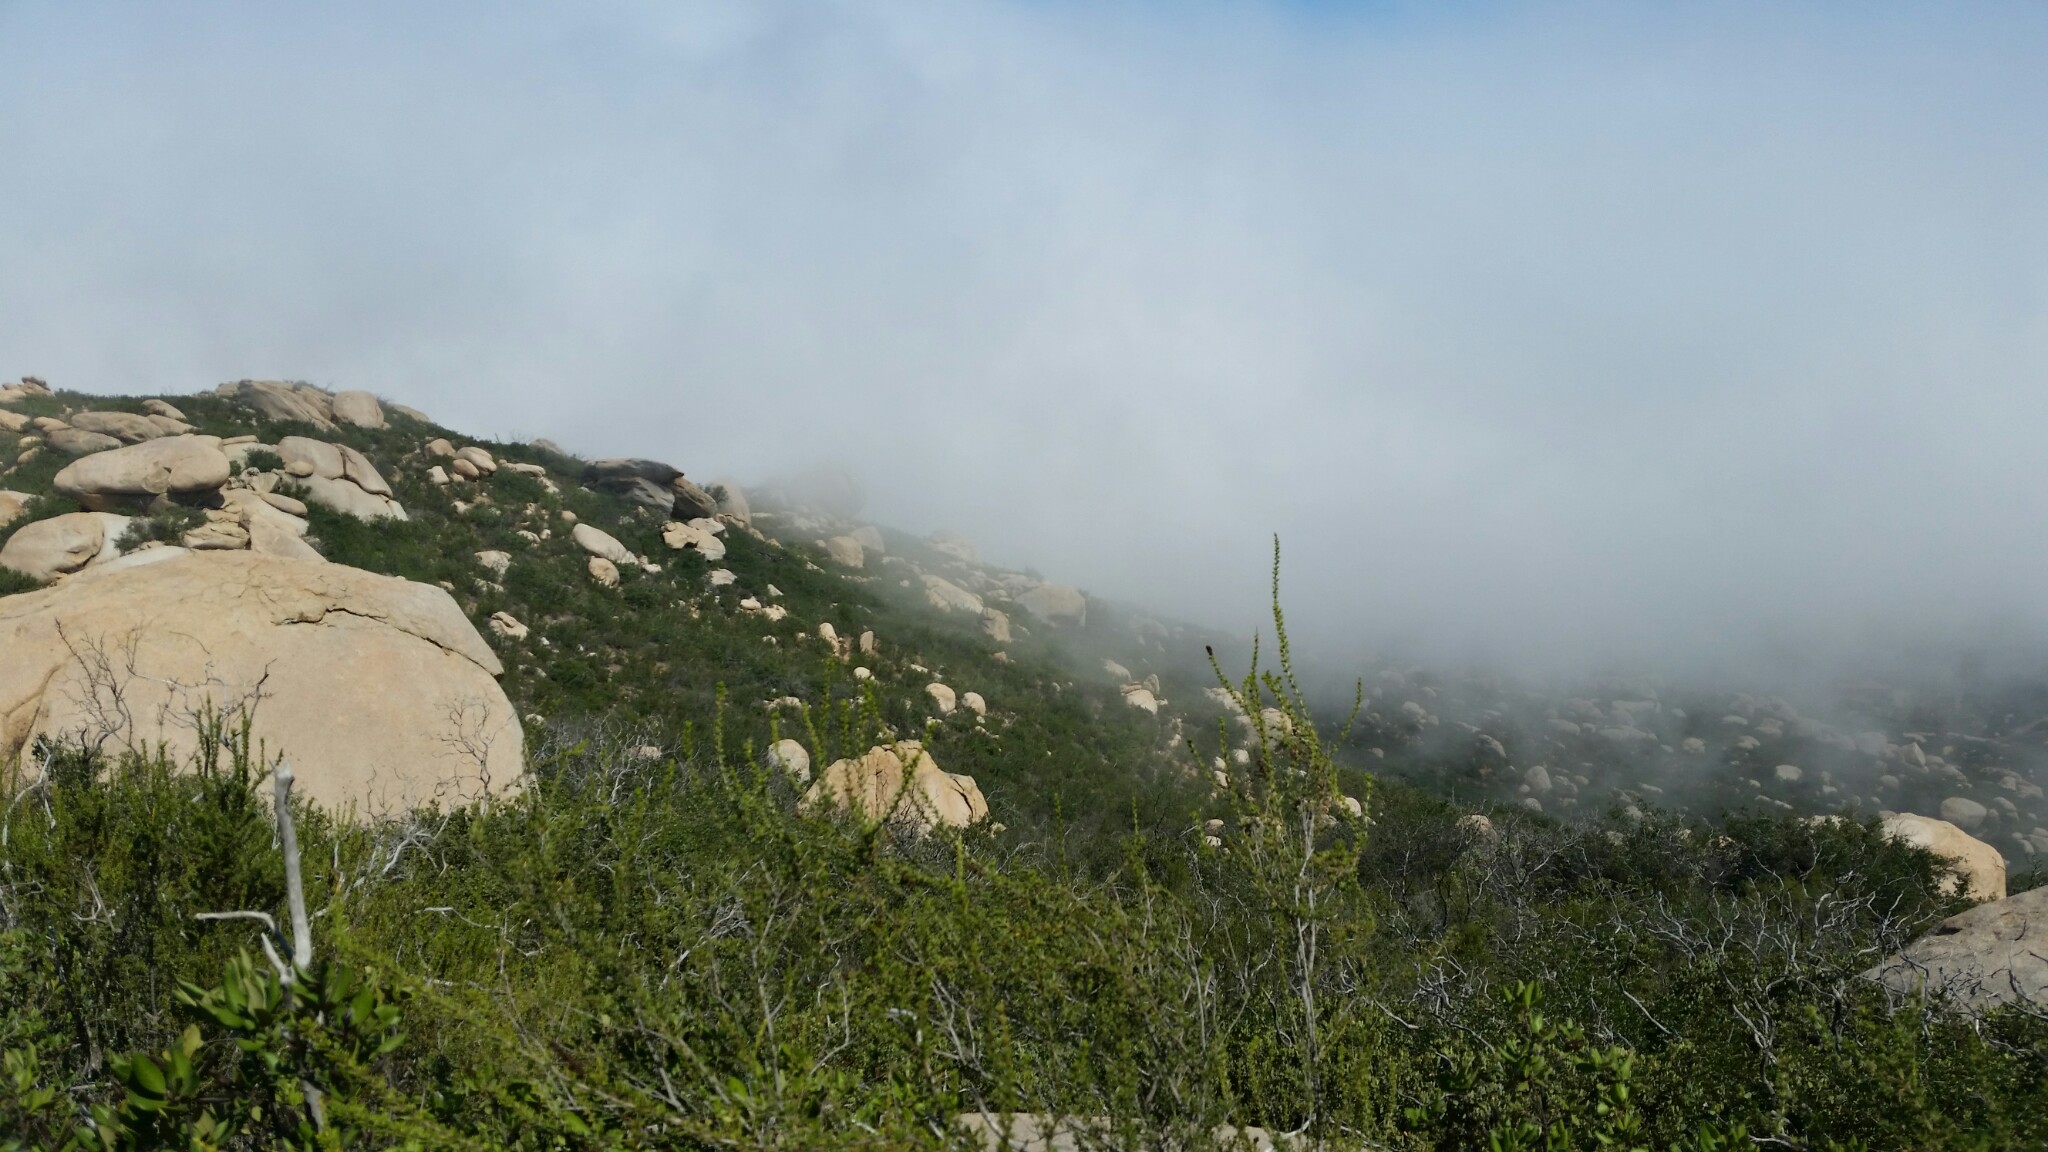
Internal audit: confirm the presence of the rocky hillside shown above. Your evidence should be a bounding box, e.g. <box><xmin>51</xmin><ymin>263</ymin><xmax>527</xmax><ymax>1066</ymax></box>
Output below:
<box><xmin>5</xmin><ymin>374</ymin><xmax>2046</xmax><ymax>874</ymax></box>
<box><xmin>10</xmin><ymin>374</ymin><xmax>2048</xmax><ymax>862</ymax></box>
<box><xmin>4</xmin><ymin>375</ymin><xmax>2047</xmax><ymax>1148</ymax></box>
<box><xmin>0</xmin><ymin>375</ymin><xmax>1239</xmax><ymax>848</ymax></box>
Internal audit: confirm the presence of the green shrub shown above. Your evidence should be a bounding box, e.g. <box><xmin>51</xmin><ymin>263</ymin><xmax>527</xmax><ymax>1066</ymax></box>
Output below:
<box><xmin>238</xmin><ymin>448</ymin><xmax>283</xmax><ymax>475</ymax></box>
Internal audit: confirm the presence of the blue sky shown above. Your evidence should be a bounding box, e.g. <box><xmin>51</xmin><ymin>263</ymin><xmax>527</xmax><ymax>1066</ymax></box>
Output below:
<box><xmin>4</xmin><ymin>1</ymin><xmax>2046</xmax><ymax>672</ymax></box>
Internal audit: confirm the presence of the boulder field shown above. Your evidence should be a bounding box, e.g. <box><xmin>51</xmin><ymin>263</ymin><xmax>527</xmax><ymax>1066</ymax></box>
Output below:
<box><xmin>0</xmin><ymin>550</ymin><xmax>521</xmax><ymax>812</ymax></box>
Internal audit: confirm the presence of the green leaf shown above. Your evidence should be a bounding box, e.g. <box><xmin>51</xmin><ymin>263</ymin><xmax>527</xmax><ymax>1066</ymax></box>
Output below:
<box><xmin>126</xmin><ymin>1053</ymin><xmax>167</xmax><ymax>1100</ymax></box>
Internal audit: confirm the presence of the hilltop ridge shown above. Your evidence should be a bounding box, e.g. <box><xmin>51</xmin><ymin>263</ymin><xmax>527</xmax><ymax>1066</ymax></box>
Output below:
<box><xmin>3</xmin><ymin>375</ymin><xmax>2048</xmax><ymax>1147</ymax></box>
<box><xmin>6</xmin><ymin>375</ymin><xmax>2046</xmax><ymax>870</ymax></box>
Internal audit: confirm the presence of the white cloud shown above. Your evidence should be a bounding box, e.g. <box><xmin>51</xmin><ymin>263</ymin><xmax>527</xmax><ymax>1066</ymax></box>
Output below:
<box><xmin>3</xmin><ymin>0</ymin><xmax>2046</xmax><ymax>671</ymax></box>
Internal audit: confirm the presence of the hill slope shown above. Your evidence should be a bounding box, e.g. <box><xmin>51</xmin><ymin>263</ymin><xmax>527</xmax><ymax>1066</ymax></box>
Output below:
<box><xmin>2</xmin><ymin>377</ymin><xmax>2045</xmax><ymax>1149</ymax></box>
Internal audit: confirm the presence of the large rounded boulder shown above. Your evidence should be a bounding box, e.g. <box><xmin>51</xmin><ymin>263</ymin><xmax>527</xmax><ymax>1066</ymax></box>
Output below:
<box><xmin>1016</xmin><ymin>582</ymin><xmax>1088</xmax><ymax>627</ymax></box>
<box><xmin>52</xmin><ymin>435</ymin><xmax>230</xmax><ymax>512</ymax></box>
<box><xmin>69</xmin><ymin>411</ymin><xmax>167</xmax><ymax>444</ymax></box>
<box><xmin>216</xmin><ymin>380</ymin><xmax>338</xmax><ymax>430</ymax></box>
<box><xmin>1881</xmin><ymin>812</ymin><xmax>2006</xmax><ymax>901</ymax></box>
<box><xmin>1864</xmin><ymin>886</ymin><xmax>2048</xmax><ymax>1012</ymax></box>
<box><xmin>0</xmin><ymin>551</ymin><xmax>522</xmax><ymax>812</ymax></box>
<box><xmin>584</xmin><ymin>459</ymin><xmax>684</xmax><ymax>512</ymax></box>
<box><xmin>802</xmin><ymin>741</ymin><xmax>988</xmax><ymax>835</ymax></box>
<box><xmin>0</xmin><ymin>511</ymin><xmax>132</xmax><ymax>582</ymax></box>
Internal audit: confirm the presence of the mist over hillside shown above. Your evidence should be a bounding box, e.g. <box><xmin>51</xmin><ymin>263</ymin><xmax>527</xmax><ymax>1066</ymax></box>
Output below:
<box><xmin>10</xmin><ymin>5</ymin><xmax>2048</xmax><ymax>1145</ymax></box>
<box><xmin>7</xmin><ymin>1</ymin><xmax>2048</xmax><ymax>677</ymax></box>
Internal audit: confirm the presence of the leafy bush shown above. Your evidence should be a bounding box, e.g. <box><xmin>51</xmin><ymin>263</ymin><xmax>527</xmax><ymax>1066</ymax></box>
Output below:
<box><xmin>116</xmin><ymin>505</ymin><xmax>206</xmax><ymax>550</ymax></box>
<box><xmin>1</xmin><ymin>567</ymin><xmax>2042</xmax><ymax>1150</ymax></box>
<box><xmin>238</xmin><ymin>448</ymin><xmax>283</xmax><ymax>475</ymax></box>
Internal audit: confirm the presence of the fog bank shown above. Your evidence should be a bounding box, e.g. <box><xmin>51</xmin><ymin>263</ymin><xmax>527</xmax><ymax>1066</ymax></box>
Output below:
<box><xmin>5</xmin><ymin>1</ymin><xmax>2047</xmax><ymax>674</ymax></box>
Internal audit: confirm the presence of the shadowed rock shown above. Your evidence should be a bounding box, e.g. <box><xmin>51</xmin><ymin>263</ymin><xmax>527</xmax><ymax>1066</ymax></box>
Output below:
<box><xmin>1865</xmin><ymin>886</ymin><xmax>2048</xmax><ymax>1012</ymax></box>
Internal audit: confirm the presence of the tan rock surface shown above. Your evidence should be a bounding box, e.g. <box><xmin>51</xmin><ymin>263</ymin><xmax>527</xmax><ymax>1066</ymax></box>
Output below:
<box><xmin>331</xmin><ymin>391</ymin><xmax>386</xmax><ymax>429</ymax></box>
<box><xmin>0</xmin><ymin>551</ymin><xmax>520</xmax><ymax>811</ymax></box>
<box><xmin>823</xmin><ymin>535</ymin><xmax>864</xmax><ymax>568</ymax></box>
<box><xmin>922</xmin><ymin>574</ymin><xmax>983</xmax><ymax>615</ymax></box>
<box><xmin>0</xmin><ymin>490</ymin><xmax>31</xmax><ymax>529</ymax></box>
<box><xmin>297</xmin><ymin>474</ymin><xmax>407</xmax><ymax>521</ymax></box>
<box><xmin>766</xmin><ymin>738</ymin><xmax>811</xmax><ymax>783</ymax></box>
<box><xmin>1882</xmin><ymin>813</ymin><xmax>2007</xmax><ymax>901</ymax></box>
<box><xmin>662</xmin><ymin>520</ymin><xmax>727</xmax><ymax>561</ymax></box>
<box><xmin>572</xmin><ymin>523</ymin><xmax>634</xmax><ymax>565</ymax></box>
<box><xmin>1865</xmin><ymin>886</ymin><xmax>2048</xmax><ymax>1012</ymax></box>
<box><xmin>0</xmin><ymin>512</ymin><xmax>130</xmax><ymax>582</ymax></box>
<box><xmin>69</xmin><ymin>411</ymin><xmax>165</xmax><ymax>443</ymax></box>
<box><xmin>339</xmin><ymin>445</ymin><xmax>393</xmax><ymax>495</ymax></box>
<box><xmin>52</xmin><ymin>436</ymin><xmax>231</xmax><ymax>512</ymax></box>
<box><xmin>277</xmin><ymin>436</ymin><xmax>347</xmax><ymax>479</ymax></box>
<box><xmin>670</xmin><ymin>476</ymin><xmax>718</xmax><ymax>520</ymax></box>
<box><xmin>1016</xmin><ymin>582</ymin><xmax>1087</xmax><ymax>626</ymax></box>
<box><xmin>803</xmin><ymin>742</ymin><xmax>987</xmax><ymax>834</ymax></box>
<box><xmin>46</xmin><ymin>428</ymin><xmax>122</xmax><ymax>456</ymax></box>
<box><xmin>217</xmin><ymin>380</ymin><xmax>337</xmax><ymax>430</ymax></box>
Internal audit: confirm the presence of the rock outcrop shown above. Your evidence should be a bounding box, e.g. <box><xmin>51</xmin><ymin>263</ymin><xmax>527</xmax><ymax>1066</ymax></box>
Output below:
<box><xmin>0</xmin><ymin>378</ymin><xmax>52</xmax><ymax>406</ymax></box>
<box><xmin>584</xmin><ymin>459</ymin><xmax>679</xmax><ymax>510</ymax></box>
<box><xmin>824</xmin><ymin>535</ymin><xmax>864</xmax><ymax>568</ymax></box>
<box><xmin>331</xmin><ymin>391</ymin><xmax>386</xmax><ymax>429</ymax></box>
<box><xmin>216</xmin><ymin>380</ymin><xmax>339</xmax><ymax>430</ymax></box>
<box><xmin>52</xmin><ymin>436</ymin><xmax>231</xmax><ymax>512</ymax></box>
<box><xmin>662</xmin><ymin>519</ymin><xmax>726</xmax><ymax>561</ymax></box>
<box><xmin>219</xmin><ymin>489</ymin><xmax>322</xmax><ymax>561</ymax></box>
<box><xmin>803</xmin><ymin>742</ymin><xmax>988</xmax><ymax>835</ymax></box>
<box><xmin>69</xmin><ymin>411</ymin><xmax>167</xmax><ymax>444</ymax></box>
<box><xmin>1940</xmin><ymin>796</ymin><xmax>1989</xmax><ymax>831</ymax></box>
<box><xmin>1864</xmin><ymin>886</ymin><xmax>2048</xmax><ymax>1012</ymax></box>
<box><xmin>0</xmin><ymin>491</ymin><xmax>31</xmax><ymax>529</ymax></box>
<box><xmin>766</xmin><ymin>738</ymin><xmax>811</xmax><ymax>783</ymax></box>
<box><xmin>1882</xmin><ymin>813</ymin><xmax>2006</xmax><ymax>902</ymax></box>
<box><xmin>0</xmin><ymin>511</ymin><xmax>132</xmax><ymax>582</ymax></box>
<box><xmin>0</xmin><ymin>551</ymin><xmax>522</xmax><ymax>811</ymax></box>
<box><xmin>47</xmin><ymin>428</ymin><xmax>123</xmax><ymax>456</ymax></box>
<box><xmin>1016</xmin><ymin>583</ymin><xmax>1086</xmax><ymax>626</ymax></box>
<box><xmin>584</xmin><ymin>459</ymin><xmax>717</xmax><ymax>519</ymax></box>
<box><xmin>922</xmin><ymin>575</ymin><xmax>983</xmax><ymax>615</ymax></box>
<box><xmin>671</xmin><ymin>477</ymin><xmax>719</xmax><ymax>520</ymax></box>
<box><xmin>270</xmin><ymin>437</ymin><xmax>405</xmax><ymax>521</ymax></box>
<box><xmin>573</xmin><ymin>523</ymin><xmax>635</xmax><ymax>567</ymax></box>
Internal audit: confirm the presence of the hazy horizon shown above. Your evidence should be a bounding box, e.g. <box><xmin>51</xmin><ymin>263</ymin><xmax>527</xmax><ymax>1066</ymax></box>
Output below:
<box><xmin>6</xmin><ymin>1</ymin><xmax>2047</xmax><ymax>678</ymax></box>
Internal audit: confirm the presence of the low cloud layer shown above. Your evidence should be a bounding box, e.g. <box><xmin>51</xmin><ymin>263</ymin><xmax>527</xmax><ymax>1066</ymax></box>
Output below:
<box><xmin>5</xmin><ymin>1</ymin><xmax>2046</xmax><ymax>675</ymax></box>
